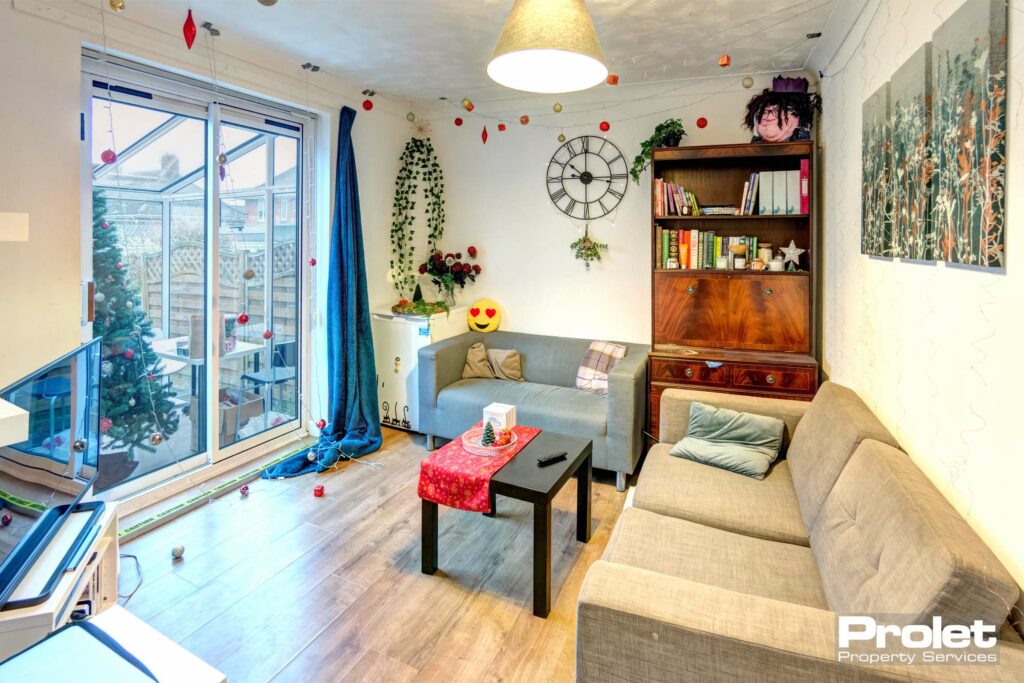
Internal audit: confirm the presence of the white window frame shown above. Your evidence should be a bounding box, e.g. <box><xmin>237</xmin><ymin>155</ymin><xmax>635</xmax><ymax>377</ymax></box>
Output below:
<box><xmin>80</xmin><ymin>55</ymin><xmax>316</xmax><ymax>501</ymax></box>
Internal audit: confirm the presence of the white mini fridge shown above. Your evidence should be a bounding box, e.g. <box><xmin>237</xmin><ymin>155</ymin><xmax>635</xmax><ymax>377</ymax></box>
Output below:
<box><xmin>371</xmin><ymin>307</ymin><xmax>467</xmax><ymax>433</ymax></box>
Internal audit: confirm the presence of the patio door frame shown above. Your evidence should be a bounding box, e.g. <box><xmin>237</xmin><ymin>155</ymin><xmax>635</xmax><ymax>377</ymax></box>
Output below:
<box><xmin>80</xmin><ymin>55</ymin><xmax>315</xmax><ymax>500</ymax></box>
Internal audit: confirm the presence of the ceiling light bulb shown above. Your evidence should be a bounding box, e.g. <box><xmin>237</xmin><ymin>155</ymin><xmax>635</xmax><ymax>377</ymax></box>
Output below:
<box><xmin>487</xmin><ymin>0</ymin><xmax>607</xmax><ymax>94</ymax></box>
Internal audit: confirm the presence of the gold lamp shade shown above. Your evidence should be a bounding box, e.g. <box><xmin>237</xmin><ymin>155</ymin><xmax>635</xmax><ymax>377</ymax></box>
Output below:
<box><xmin>487</xmin><ymin>0</ymin><xmax>608</xmax><ymax>94</ymax></box>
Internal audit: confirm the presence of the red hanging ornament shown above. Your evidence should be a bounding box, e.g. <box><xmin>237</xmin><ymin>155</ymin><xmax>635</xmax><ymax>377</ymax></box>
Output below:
<box><xmin>362</xmin><ymin>99</ymin><xmax>374</xmax><ymax>111</ymax></box>
<box><xmin>1</xmin><ymin>514</ymin><xmax>11</xmax><ymax>527</ymax></box>
<box><xmin>237</xmin><ymin>312</ymin><xmax>249</xmax><ymax>325</ymax></box>
<box><xmin>100</xmin><ymin>149</ymin><xmax>117</xmax><ymax>164</ymax></box>
<box><xmin>183</xmin><ymin>9</ymin><xmax>197</xmax><ymax>50</ymax></box>
<box><xmin>314</xmin><ymin>484</ymin><xmax>325</xmax><ymax>497</ymax></box>
<box><xmin>308</xmin><ymin>257</ymin><xmax>317</xmax><ymax>266</ymax></box>
<box><xmin>116</xmin><ymin>262</ymin><xmax>124</xmax><ymax>270</ymax></box>
<box><xmin>718</xmin><ymin>53</ymin><xmax>731</xmax><ymax>67</ymax></box>
<box><xmin>316</xmin><ymin>418</ymin><xmax>327</xmax><ymax>430</ymax></box>
<box><xmin>101</xmin><ymin>221</ymin><xmax>110</xmax><ymax>229</ymax></box>
<box><xmin>147</xmin><ymin>373</ymin><xmax>155</xmax><ymax>381</ymax></box>
<box><xmin>123</xmin><ymin>349</ymin><xmax>135</xmax><ymax>360</ymax></box>
<box><xmin>481</xmin><ymin>126</ymin><xmax>488</xmax><ymax>144</ymax></box>
<box><xmin>606</xmin><ymin>73</ymin><xmax>619</xmax><ymax>85</ymax></box>
<box><xmin>467</xmin><ymin>245</ymin><xmax>477</xmax><ymax>257</ymax></box>
<box><xmin>454</xmin><ymin>117</ymin><xmax>463</xmax><ymax>126</ymax></box>
<box><xmin>599</xmin><ymin>121</ymin><xmax>610</xmax><ymax>132</ymax></box>
<box><xmin>696</xmin><ymin>117</ymin><xmax>708</xmax><ymax>129</ymax></box>
<box><xmin>240</xmin><ymin>484</ymin><xmax>250</xmax><ymax>497</ymax></box>
<box><xmin>519</xmin><ymin>115</ymin><xmax>529</xmax><ymax>125</ymax></box>
<box><xmin>262</xmin><ymin>329</ymin><xmax>273</xmax><ymax>340</ymax></box>
<box><xmin>497</xmin><ymin>123</ymin><xmax>507</xmax><ymax>132</ymax></box>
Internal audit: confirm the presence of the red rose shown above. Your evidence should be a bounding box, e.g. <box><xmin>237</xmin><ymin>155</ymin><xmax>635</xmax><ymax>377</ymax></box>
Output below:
<box><xmin>445</xmin><ymin>253</ymin><xmax>454</xmax><ymax>259</ymax></box>
<box><xmin>468</xmin><ymin>246</ymin><xmax>477</xmax><ymax>257</ymax></box>
<box><xmin>418</xmin><ymin>263</ymin><xmax>428</xmax><ymax>274</ymax></box>
<box><xmin>452</xmin><ymin>263</ymin><xmax>462</xmax><ymax>273</ymax></box>
<box><xmin>473</xmin><ymin>264</ymin><xmax>482</xmax><ymax>274</ymax></box>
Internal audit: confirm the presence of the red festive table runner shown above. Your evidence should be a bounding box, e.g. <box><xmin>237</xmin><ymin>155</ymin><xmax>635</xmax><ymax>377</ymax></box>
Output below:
<box><xmin>418</xmin><ymin>424</ymin><xmax>541</xmax><ymax>513</ymax></box>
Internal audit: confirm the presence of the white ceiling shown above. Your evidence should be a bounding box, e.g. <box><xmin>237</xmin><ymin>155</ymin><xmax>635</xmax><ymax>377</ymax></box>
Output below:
<box><xmin>124</xmin><ymin>0</ymin><xmax>840</xmax><ymax>102</ymax></box>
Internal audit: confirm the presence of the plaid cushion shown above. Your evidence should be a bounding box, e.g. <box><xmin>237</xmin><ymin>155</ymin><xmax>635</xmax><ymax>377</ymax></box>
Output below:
<box><xmin>576</xmin><ymin>341</ymin><xmax>627</xmax><ymax>395</ymax></box>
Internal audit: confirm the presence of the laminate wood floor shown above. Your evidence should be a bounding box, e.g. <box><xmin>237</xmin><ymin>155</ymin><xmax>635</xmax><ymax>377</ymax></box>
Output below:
<box><xmin>121</xmin><ymin>427</ymin><xmax>628</xmax><ymax>682</ymax></box>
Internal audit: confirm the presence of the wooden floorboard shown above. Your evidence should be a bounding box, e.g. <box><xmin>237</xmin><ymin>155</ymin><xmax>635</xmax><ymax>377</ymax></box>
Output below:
<box><xmin>121</xmin><ymin>427</ymin><xmax>627</xmax><ymax>682</ymax></box>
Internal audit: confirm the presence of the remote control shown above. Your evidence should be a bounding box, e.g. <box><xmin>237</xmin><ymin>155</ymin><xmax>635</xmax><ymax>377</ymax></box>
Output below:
<box><xmin>537</xmin><ymin>451</ymin><xmax>567</xmax><ymax>467</ymax></box>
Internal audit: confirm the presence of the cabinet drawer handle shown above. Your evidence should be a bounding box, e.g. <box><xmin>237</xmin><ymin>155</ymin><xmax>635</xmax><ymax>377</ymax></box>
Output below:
<box><xmin>763</xmin><ymin>288</ymin><xmax>774</xmax><ymax>298</ymax></box>
<box><xmin>765</xmin><ymin>374</ymin><xmax>777</xmax><ymax>385</ymax></box>
<box><xmin>686</xmin><ymin>285</ymin><xmax>697</xmax><ymax>295</ymax></box>
<box><xmin>684</xmin><ymin>368</ymin><xmax>694</xmax><ymax>378</ymax></box>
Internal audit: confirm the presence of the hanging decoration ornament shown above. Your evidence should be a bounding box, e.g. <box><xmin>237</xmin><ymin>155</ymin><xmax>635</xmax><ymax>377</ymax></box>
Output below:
<box><xmin>519</xmin><ymin>115</ymin><xmax>530</xmax><ymax>125</ymax></box>
<box><xmin>109</xmin><ymin>0</ymin><xmax>126</xmax><ymax>12</ymax></box>
<box><xmin>410</xmin><ymin>118</ymin><xmax>432</xmax><ymax>137</ymax></box>
<box><xmin>308</xmin><ymin>257</ymin><xmax>317</xmax><ymax>266</ymax></box>
<box><xmin>101</xmin><ymin>360</ymin><xmax>113</xmax><ymax>376</ymax></box>
<box><xmin>243</xmin><ymin>268</ymin><xmax>255</xmax><ymax>280</ymax></box>
<box><xmin>123</xmin><ymin>349</ymin><xmax>135</xmax><ymax>360</ymax></box>
<box><xmin>149</xmin><ymin>432</ymin><xmax>164</xmax><ymax>447</ymax></box>
<box><xmin>406</xmin><ymin>112</ymin><xmax>416</xmax><ymax>122</ymax></box>
<box><xmin>481</xmin><ymin>126</ymin><xmax>488</xmax><ymax>144</ymax></box>
<box><xmin>316</xmin><ymin>418</ymin><xmax>327</xmax><ymax>430</ymax></box>
<box><xmin>217</xmin><ymin>152</ymin><xmax>228</xmax><ymax>164</ymax></box>
<box><xmin>128</xmin><ymin>397</ymin><xmax>136</xmax><ymax>407</ymax></box>
<box><xmin>183</xmin><ymin>9</ymin><xmax>197</xmax><ymax>50</ymax></box>
<box><xmin>742</xmin><ymin>76</ymin><xmax>755</xmax><ymax>89</ymax></box>
<box><xmin>1</xmin><ymin>515</ymin><xmax>11</xmax><ymax>528</ymax></box>
<box><xmin>262</xmin><ymin>329</ymin><xmax>273</xmax><ymax>340</ymax></box>
<box><xmin>125</xmin><ymin>301</ymin><xmax>134</xmax><ymax>309</ymax></box>
<box><xmin>599</xmin><ymin>121</ymin><xmax>610</xmax><ymax>132</ymax></box>
<box><xmin>606</xmin><ymin>73</ymin><xmax>619</xmax><ymax>85</ymax></box>
<box><xmin>552</xmin><ymin>102</ymin><xmax>563</xmax><ymax>113</ymax></box>
<box><xmin>718</xmin><ymin>53</ymin><xmax>731</xmax><ymax>67</ymax></box>
<box><xmin>461</xmin><ymin>97</ymin><xmax>475</xmax><ymax>112</ymax></box>
<box><xmin>570</xmin><ymin>225</ymin><xmax>608</xmax><ymax>271</ymax></box>
<box><xmin>101</xmin><ymin>149</ymin><xmax>118</xmax><ymax>164</ymax></box>
<box><xmin>116</xmin><ymin>262</ymin><xmax>124</xmax><ymax>270</ymax></box>
<box><xmin>454</xmin><ymin>117</ymin><xmax>463</xmax><ymax>126</ymax></box>
<box><xmin>219</xmin><ymin>165</ymin><xmax>226</xmax><ymax>181</ymax></box>
<box><xmin>497</xmin><ymin>123</ymin><xmax>507</xmax><ymax>132</ymax></box>
<box><xmin>697</xmin><ymin>117</ymin><xmax>708</xmax><ymax>129</ymax></box>
<box><xmin>558</xmin><ymin>133</ymin><xmax>566</xmax><ymax>143</ymax></box>
<box><xmin>362</xmin><ymin>99</ymin><xmax>374</xmax><ymax>111</ymax></box>
<box><xmin>102</xmin><ymin>221</ymin><xmax>110</xmax><ymax>229</ymax></box>
<box><xmin>390</xmin><ymin>137</ymin><xmax>446</xmax><ymax>297</ymax></box>
<box><xmin>240</xmin><ymin>484</ymin><xmax>250</xmax><ymax>496</ymax></box>
<box><xmin>237</xmin><ymin>312</ymin><xmax>250</xmax><ymax>324</ymax></box>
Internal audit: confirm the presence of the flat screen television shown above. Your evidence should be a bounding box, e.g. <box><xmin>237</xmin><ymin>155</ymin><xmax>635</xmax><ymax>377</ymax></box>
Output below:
<box><xmin>0</xmin><ymin>339</ymin><xmax>104</xmax><ymax>610</ymax></box>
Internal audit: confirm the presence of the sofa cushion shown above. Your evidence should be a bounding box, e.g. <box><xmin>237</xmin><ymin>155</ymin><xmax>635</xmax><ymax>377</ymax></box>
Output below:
<box><xmin>436</xmin><ymin>378</ymin><xmax>606</xmax><ymax>439</ymax></box>
<box><xmin>633</xmin><ymin>444</ymin><xmax>809</xmax><ymax>546</ymax></box>
<box><xmin>575</xmin><ymin>341</ymin><xmax>627</xmax><ymax>395</ymax></box>
<box><xmin>462</xmin><ymin>342</ymin><xmax>496</xmax><ymax>379</ymax></box>
<box><xmin>811</xmin><ymin>440</ymin><xmax>1019</xmax><ymax>626</ymax></box>
<box><xmin>605</xmin><ymin>507</ymin><xmax>827</xmax><ymax>608</ymax></box>
<box><xmin>786</xmin><ymin>382</ymin><xmax>898</xmax><ymax>532</ymax></box>
<box><xmin>670</xmin><ymin>401</ymin><xmax>785</xmax><ymax>480</ymax></box>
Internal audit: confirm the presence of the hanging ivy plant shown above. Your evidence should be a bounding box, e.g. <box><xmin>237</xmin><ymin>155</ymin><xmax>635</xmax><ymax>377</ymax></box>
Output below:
<box><xmin>630</xmin><ymin>118</ymin><xmax>686</xmax><ymax>185</ymax></box>
<box><xmin>391</xmin><ymin>137</ymin><xmax>446</xmax><ymax>297</ymax></box>
<box><xmin>570</xmin><ymin>225</ymin><xmax>608</xmax><ymax>271</ymax></box>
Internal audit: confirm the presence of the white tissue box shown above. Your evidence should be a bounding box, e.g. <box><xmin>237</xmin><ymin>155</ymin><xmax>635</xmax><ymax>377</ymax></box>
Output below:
<box><xmin>483</xmin><ymin>402</ymin><xmax>517</xmax><ymax>430</ymax></box>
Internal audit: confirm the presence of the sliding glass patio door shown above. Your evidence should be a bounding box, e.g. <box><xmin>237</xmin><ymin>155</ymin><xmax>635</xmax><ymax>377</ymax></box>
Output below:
<box><xmin>83</xmin><ymin>64</ymin><xmax>307</xmax><ymax>497</ymax></box>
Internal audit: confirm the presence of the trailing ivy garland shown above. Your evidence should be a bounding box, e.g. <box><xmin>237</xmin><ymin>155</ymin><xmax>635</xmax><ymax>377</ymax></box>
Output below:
<box><xmin>391</xmin><ymin>137</ymin><xmax>446</xmax><ymax>297</ymax></box>
<box><xmin>570</xmin><ymin>225</ymin><xmax>608</xmax><ymax>271</ymax></box>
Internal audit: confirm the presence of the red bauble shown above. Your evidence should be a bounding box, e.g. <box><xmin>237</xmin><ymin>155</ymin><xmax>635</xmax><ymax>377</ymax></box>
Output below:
<box><xmin>308</xmin><ymin>257</ymin><xmax>317</xmax><ymax>266</ymax></box>
<box><xmin>262</xmin><ymin>330</ymin><xmax>273</xmax><ymax>340</ymax></box>
<box><xmin>606</xmin><ymin>73</ymin><xmax>619</xmax><ymax>85</ymax></box>
<box><xmin>237</xmin><ymin>312</ymin><xmax>250</xmax><ymax>325</ymax></box>
<box><xmin>123</xmin><ymin>349</ymin><xmax>135</xmax><ymax>360</ymax></box>
<box><xmin>1</xmin><ymin>514</ymin><xmax>11</xmax><ymax>527</ymax></box>
<box><xmin>100</xmin><ymin>149</ymin><xmax>117</xmax><ymax>164</ymax></box>
<box><xmin>183</xmin><ymin>9</ymin><xmax>197</xmax><ymax>50</ymax></box>
<box><xmin>599</xmin><ymin>121</ymin><xmax>610</xmax><ymax>132</ymax></box>
<box><xmin>313</xmin><ymin>484</ymin><xmax>325</xmax><ymax>497</ymax></box>
<box><xmin>240</xmin><ymin>484</ymin><xmax>249</xmax><ymax>497</ymax></box>
<box><xmin>481</xmin><ymin>126</ymin><xmax>488</xmax><ymax>144</ymax></box>
<box><xmin>116</xmin><ymin>262</ymin><xmax>124</xmax><ymax>270</ymax></box>
<box><xmin>147</xmin><ymin>373</ymin><xmax>155</xmax><ymax>381</ymax></box>
<box><xmin>497</xmin><ymin>123</ymin><xmax>507</xmax><ymax>132</ymax></box>
<box><xmin>362</xmin><ymin>99</ymin><xmax>373</xmax><ymax>111</ymax></box>
<box><xmin>454</xmin><ymin>117</ymin><xmax>463</xmax><ymax>126</ymax></box>
<box><xmin>696</xmin><ymin>117</ymin><xmax>708</xmax><ymax>129</ymax></box>
<box><xmin>519</xmin><ymin>115</ymin><xmax>529</xmax><ymax>125</ymax></box>
<box><xmin>467</xmin><ymin>245</ymin><xmax>477</xmax><ymax>257</ymax></box>
<box><xmin>101</xmin><ymin>221</ymin><xmax>110</xmax><ymax>229</ymax></box>
<box><xmin>316</xmin><ymin>419</ymin><xmax>327</xmax><ymax>430</ymax></box>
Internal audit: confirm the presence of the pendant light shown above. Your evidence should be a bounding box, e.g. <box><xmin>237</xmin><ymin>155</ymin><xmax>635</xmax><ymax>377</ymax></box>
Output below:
<box><xmin>487</xmin><ymin>0</ymin><xmax>608</xmax><ymax>94</ymax></box>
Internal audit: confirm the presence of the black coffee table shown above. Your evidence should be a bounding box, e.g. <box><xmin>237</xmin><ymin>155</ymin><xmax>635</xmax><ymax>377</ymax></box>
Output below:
<box><xmin>421</xmin><ymin>430</ymin><xmax>593</xmax><ymax>618</ymax></box>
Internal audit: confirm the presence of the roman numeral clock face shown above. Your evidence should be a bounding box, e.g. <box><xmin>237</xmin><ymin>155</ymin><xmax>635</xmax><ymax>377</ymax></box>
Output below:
<box><xmin>546</xmin><ymin>135</ymin><xmax>628</xmax><ymax>220</ymax></box>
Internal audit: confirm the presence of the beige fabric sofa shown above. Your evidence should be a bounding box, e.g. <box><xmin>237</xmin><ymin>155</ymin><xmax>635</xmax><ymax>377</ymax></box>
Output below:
<box><xmin>577</xmin><ymin>382</ymin><xmax>1024</xmax><ymax>681</ymax></box>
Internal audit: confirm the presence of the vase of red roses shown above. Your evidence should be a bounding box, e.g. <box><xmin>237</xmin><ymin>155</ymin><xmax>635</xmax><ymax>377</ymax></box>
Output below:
<box><xmin>417</xmin><ymin>246</ymin><xmax>481</xmax><ymax>305</ymax></box>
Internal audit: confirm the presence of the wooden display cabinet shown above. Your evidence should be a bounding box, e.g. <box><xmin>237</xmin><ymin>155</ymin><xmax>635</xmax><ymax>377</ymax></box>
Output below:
<box><xmin>648</xmin><ymin>141</ymin><xmax>819</xmax><ymax>440</ymax></box>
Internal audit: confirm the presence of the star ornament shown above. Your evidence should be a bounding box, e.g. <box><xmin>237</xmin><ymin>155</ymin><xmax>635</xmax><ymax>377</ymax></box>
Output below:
<box><xmin>410</xmin><ymin>118</ymin><xmax>432</xmax><ymax>138</ymax></box>
<box><xmin>780</xmin><ymin>240</ymin><xmax>805</xmax><ymax>268</ymax></box>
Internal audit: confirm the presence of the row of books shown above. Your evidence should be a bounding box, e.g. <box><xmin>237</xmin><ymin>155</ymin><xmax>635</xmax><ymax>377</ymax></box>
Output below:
<box><xmin>657</xmin><ymin>227</ymin><xmax>763</xmax><ymax>270</ymax></box>
<box><xmin>653</xmin><ymin>179</ymin><xmax>700</xmax><ymax>216</ymax></box>
<box><xmin>738</xmin><ymin>162</ymin><xmax>810</xmax><ymax>215</ymax></box>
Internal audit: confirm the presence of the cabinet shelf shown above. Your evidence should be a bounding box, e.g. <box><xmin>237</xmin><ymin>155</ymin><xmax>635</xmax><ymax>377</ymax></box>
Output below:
<box><xmin>653</xmin><ymin>269</ymin><xmax>809</xmax><ymax>276</ymax></box>
<box><xmin>654</xmin><ymin>214</ymin><xmax>809</xmax><ymax>221</ymax></box>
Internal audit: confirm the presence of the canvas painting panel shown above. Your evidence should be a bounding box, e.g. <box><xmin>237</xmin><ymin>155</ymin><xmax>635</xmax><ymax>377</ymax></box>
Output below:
<box><xmin>861</xmin><ymin>81</ymin><xmax>891</xmax><ymax>257</ymax></box>
<box><xmin>931</xmin><ymin>0</ymin><xmax>1007</xmax><ymax>267</ymax></box>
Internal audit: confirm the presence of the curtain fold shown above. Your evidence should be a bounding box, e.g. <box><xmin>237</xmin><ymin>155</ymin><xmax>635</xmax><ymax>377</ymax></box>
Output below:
<box><xmin>263</xmin><ymin>106</ymin><xmax>381</xmax><ymax>479</ymax></box>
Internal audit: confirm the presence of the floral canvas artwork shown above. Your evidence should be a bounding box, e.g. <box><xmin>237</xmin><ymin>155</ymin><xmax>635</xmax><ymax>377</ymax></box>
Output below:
<box><xmin>890</xmin><ymin>43</ymin><xmax>935</xmax><ymax>260</ymax></box>
<box><xmin>931</xmin><ymin>0</ymin><xmax>1007</xmax><ymax>267</ymax></box>
<box><xmin>861</xmin><ymin>82</ymin><xmax>891</xmax><ymax>257</ymax></box>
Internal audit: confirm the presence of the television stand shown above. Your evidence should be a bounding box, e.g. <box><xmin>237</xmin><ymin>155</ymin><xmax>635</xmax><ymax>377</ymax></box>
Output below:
<box><xmin>0</xmin><ymin>502</ymin><xmax>118</xmax><ymax>660</ymax></box>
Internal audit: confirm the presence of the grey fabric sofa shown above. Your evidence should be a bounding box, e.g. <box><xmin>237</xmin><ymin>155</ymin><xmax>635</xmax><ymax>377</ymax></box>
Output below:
<box><xmin>577</xmin><ymin>382</ymin><xmax>1024</xmax><ymax>681</ymax></box>
<box><xmin>417</xmin><ymin>331</ymin><xmax>649</xmax><ymax>490</ymax></box>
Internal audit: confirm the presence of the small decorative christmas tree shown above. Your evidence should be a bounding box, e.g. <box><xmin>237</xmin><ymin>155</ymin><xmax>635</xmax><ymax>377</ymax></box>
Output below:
<box><xmin>93</xmin><ymin>189</ymin><xmax>179</xmax><ymax>457</ymax></box>
<box><xmin>481</xmin><ymin>421</ymin><xmax>495</xmax><ymax>446</ymax></box>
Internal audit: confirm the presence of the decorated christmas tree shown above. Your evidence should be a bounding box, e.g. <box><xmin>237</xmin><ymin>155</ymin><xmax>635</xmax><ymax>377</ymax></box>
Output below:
<box><xmin>92</xmin><ymin>190</ymin><xmax>179</xmax><ymax>457</ymax></box>
<box><xmin>481</xmin><ymin>421</ymin><xmax>495</xmax><ymax>446</ymax></box>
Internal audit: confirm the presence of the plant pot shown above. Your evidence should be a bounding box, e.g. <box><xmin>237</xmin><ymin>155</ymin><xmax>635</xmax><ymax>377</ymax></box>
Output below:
<box><xmin>661</xmin><ymin>133</ymin><xmax>682</xmax><ymax>148</ymax></box>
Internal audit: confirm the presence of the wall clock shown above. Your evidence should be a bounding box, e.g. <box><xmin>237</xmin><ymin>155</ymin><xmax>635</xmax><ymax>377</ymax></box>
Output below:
<box><xmin>546</xmin><ymin>135</ymin><xmax>628</xmax><ymax>220</ymax></box>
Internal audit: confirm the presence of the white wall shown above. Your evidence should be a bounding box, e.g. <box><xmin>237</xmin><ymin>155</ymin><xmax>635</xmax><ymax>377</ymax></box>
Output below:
<box><xmin>412</xmin><ymin>73</ymin><xmax>811</xmax><ymax>343</ymax></box>
<box><xmin>816</xmin><ymin>0</ymin><xmax>1024</xmax><ymax>586</ymax></box>
<box><xmin>0</xmin><ymin>1</ymin><xmax>411</xmax><ymax>428</ymax></box>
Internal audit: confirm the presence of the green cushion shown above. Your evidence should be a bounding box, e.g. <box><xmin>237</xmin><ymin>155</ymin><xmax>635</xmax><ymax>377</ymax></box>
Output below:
<box><xmin>669</xmin><ymin>401</ymin><xmax>785</xmax><ymax>480</ymax></box>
